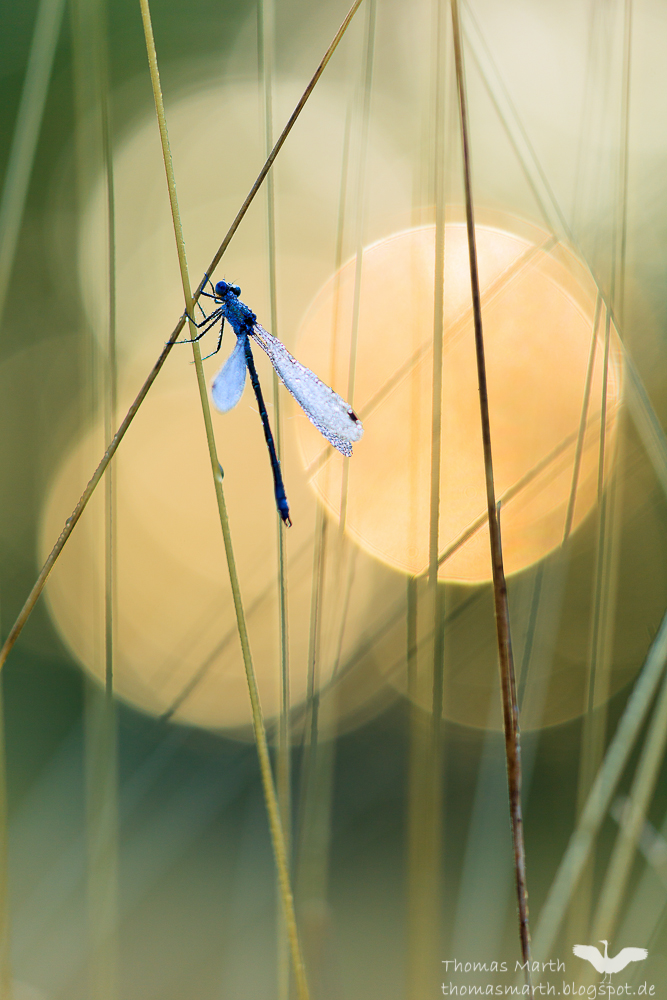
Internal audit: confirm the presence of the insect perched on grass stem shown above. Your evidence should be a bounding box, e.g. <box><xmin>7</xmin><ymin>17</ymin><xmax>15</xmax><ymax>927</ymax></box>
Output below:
<box><xmin>188</xmin><ymin>280</ymin><xmax>363</xmax><ymax>526</ymax></box>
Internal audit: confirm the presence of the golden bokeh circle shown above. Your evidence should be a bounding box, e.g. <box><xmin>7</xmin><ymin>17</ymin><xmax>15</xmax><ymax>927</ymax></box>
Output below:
<box><xmin>39</xmin><ymin>377</ymin><xmax>401</xmax><ymax>734</ymax></box>
<box><xmin>295</xmin><ymin>219</ymin><xmax>623</xmax><ymax>582</ymax></box>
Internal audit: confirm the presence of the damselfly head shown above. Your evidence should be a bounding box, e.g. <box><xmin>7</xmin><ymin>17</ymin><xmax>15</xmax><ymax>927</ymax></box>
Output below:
<box><xmin>214</xmin><ymin>280</ymin><xmax>241</xmax><ymax>299</ymax></box>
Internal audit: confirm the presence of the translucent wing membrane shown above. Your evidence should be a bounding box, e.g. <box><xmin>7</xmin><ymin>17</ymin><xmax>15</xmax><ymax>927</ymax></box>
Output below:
<box><xmin>249</xmin><ymin>323</ymin><xmax>363</xmax><ymax>456</ymax></box>
<box><xmin>211</xmin><ymin>334</ymin><xmax>248</xmax><ymax>412</ymax></box>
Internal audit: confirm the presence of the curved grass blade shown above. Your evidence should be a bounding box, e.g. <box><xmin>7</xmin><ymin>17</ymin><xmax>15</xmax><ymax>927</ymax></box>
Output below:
<box><xmin>138</xmin><ymin>0</ymin><xmax>313</xmax><ymax>994</ymax></box>
<box><xmin>0</xmin><ymin>0</ymin><xmax>366</xmax><ymax>674</ymax></box>
<box><xmin>532</xmin><ymin>610</ymin><xmax>667</xmax><ymax>961</ymax></box>
<box><xmin>0</xmin><ymin>0</ymin><xmax>66</xmax><ymax>327</ymax></box>
<box><xmin>450</xmin><ymin>0</ymin><xmax>533</xmax><ymax>988</ymax></box>
<box><xmin>257</xmin><ymin>0</ymin><xmax>292</xmax><ymax>988</ymax></box>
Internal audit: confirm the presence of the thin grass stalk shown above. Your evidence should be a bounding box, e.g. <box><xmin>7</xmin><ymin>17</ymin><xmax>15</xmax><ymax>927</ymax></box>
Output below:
<box><xmin>407</xmin><ymin>579</ymin><xmax>419</xmax><ymax>702</ymax></box>
<box><xmin>584</xmin><ymin>458</ymin><xmax>621</xmax><ymax>732</ymax></box>
<box><xmin>295</xmin><ymin>731</ymin><xmax>337</xmax><ymax>995</ymax></box>
<box><xmin>258</xmin><ymin>4</ymin><xmax>291</xmax><ymax>995</ymax></box>
<box><xmin>407</xmin><ymin>0</ymin><xmax>447</xmax><ymax>991</ymax></box>
<box><xmin>291</xmin><ymin>56</ymin><xmax>354</xmax><ymax>957</ymax></box>
<box><xmin>318</xmin><ymin>22</ymin><xmax>373</xmax><ymax>870</ymax></box>
<box><xmin>0</xmin><ymin>682</ymin><xmax>12</xmax><ymax>1000</ymax></box>
<box><xmin>597</xmin><ymin>309</ymin><xmax>613</xmax><ymax>504</ymax></box>
<box><xmin>567</xmin><ymin>471</ymin><xmax>618</xmax><ymax>947</ymax></box>
<box><xmin>296</xmin><ymin>552</ymin><xmax>361</xmax><ymax>928</ymax></box>
<box><xmin>582</xmin><ymin>9</ymin><xmax>636</xmax><ymax>938</ymax></box>
<box><xmin>71</xmin><ymin>0</ymin><xmax>120</xmax><ymax>990</ymax></box>
<box><xmin>592</xmin><ymin>664</ymin><xmax>667</xmax><ymax>941</ymax></box>
<box><xmin>617</xmin><ymin>0</ymin><xmax>632</xmax><ymax>327</ymax></box>
<box><xmin>102</xmin><ymin>30</ymin><xmax>120</xmax><ymax>998</ymax></box>
<box><xmin>101</xmin><ymin>8</ymin><xmax>117</xmax><ymax>707</ymax></box>
<box><xmin>346</xmin><ymin>0</ymin><xmax>376</xmax><ymax>410</ymax></box>
<box><xmin>292</xmin><ymin>525</ymin><xmax>328</xmax><ymax>988</ymax></box>
<box><xmin>413</xmin><ymin>0</ymin><xmax>435</xmax><ymax>221</ymax></box>
<box><xmin>298</xmin><ymin>559</ymin><xmax>358</xmax><ymax>991</ymax></box>
<box><xmin>296</xmin><ymin>507</ymin><xmax>327</xmax><ymax>876</ymax></box>
<box><xmin>609</xmin><ymin>798</ymin><xmax>667</xmax><ymax>951</ymax></box>
<box><xmin>570</xmin><ymin>19</ymin><xmax>630</xmax><ymax>943</ymax></box>
<box><xmin>429</xmin><ymin>0</ymin><xmax>446</xmax><ymax>595</ymax></box>
<box><xmin>330</xmin><ymin>549</ymin><xmax>357</xmax><ymax>689</ymax></box>
<box><xmin>562</xmin><ymin>295</ymin><xmax>601</xmax><ymax>543</ymax></box>
<box><xmin>517</xmin><ymin>564</ymin><xmax>543</xmax><ymax>710</ymax></box>
<box><xmin>84</xmin><ymin>679</ymin><xmax>119</xmax><ymax>1000</ymax></box>
<box><xmin>406</xmin><ymin>2</ymin><xmax>448</xmax><ymax>991</ymax></box>
<box><xmin>331</xmin><ymin>101</ymin><xmax>353</xmax><ymax>349</ymax></box>
<box><xmin>138</xmin><ymin>2</ymin><xmax>308</xmax><ymax>996</ymax></box>
<box><xmin>0</xmin><ymin>0</ymin><xmax>366</xmax><ymax>674</ymax></box>
<box><xmin>339</xmin><ymin>0</ymin><xmax>375</xmax><ymax>533</ymax></box>
<box><xmin>428</xmin><ymin>0</ymin><xmax>448</xmax><ymax>725</ymax></box>
<box><xmin>295</xmin><ymin>526</ymin><xmax>353</xmax><ymax>995</ymax></box>
<box><xmin>0</xmin><ymin>0</ymin><xmax>66</xmax><ymax>328</ymax></box>
<box><xmin>99</xmin><ymin>32</ymin><xmax>121</xmax><ymax>1000</ymax></box>
<box><xmin>324</xmin><ymin>88</ymin><xmax>353</xmax><ymax>611</ymax></box>
<box><xmin>581</xmin><ymin>3</ymin><xmax>636</xmax><ymax>945</ymax></box>
<box><xmin>531</xmin><ymin>608</ymin><xmax>667</xmax><ymax>962</ymax></box>
<box><xmin>406</xmin><ymin>598</ymin><xmax>440</xmax><ymax>1000</ymax></box>
<box><xmin>588</xmin><ymin>427</ymin><xmax>624</xmax><ymax>724</ymax></box>
<box><xmin>327</xmin><ymin>3</ymin><xmax>375</xmax><ymax>682</ymax></box>
<box><xmin>450</xmin><ymin>0</ymin><xmax>532</xmax><ymax>984</ymax></box>
<box><xmin>570</xmin><ymin>1</ymin><xmax>601</xmax><ymax>242</ymax></box>
<box><xmin>326</xmin><ymin>89</ymin><xmax>353</xmax><ymax>577</ymax></box>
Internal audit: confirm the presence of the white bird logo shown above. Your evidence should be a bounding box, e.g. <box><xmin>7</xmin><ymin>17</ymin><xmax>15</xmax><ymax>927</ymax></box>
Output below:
<box><xmin>573</xmin><ymin>940</ymin><xmax>648</xmax><ymax>981</ymax></box>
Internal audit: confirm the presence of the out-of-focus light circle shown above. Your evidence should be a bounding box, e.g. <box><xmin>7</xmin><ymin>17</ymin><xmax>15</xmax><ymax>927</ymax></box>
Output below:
<box><xmin>295</xmin><ymin>218</ymin><xmax>623</xmax><ymax>582</ymax></box>
<box><xmin>39</xmin><ymin>375</ymin><xmax>401</xmax><ymax>734</ymax></box>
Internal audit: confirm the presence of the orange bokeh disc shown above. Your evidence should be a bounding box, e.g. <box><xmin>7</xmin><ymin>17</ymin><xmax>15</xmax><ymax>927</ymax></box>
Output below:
<box><xmin>295</xmin><ymin>218</ymin><xmax>623</xmax><ymax>582</ymax></box>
